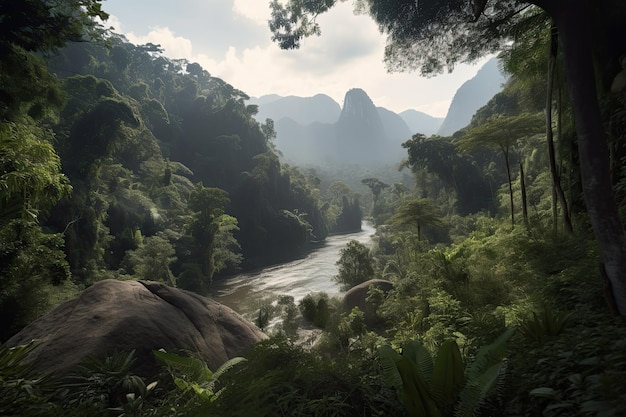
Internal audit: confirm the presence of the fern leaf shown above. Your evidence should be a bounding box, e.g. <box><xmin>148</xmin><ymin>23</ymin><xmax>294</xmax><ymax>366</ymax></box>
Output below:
<box><xmin>464</xmin><ymin>328</ymin><xmax>513</xmax><ymax>382</ymax></box>
<box><xmin>455</xmin><ymin>362</ymin><xmax>505</xmax><ymax>417</ymax></box>
<box><xmin>153</xmin><ymin>349</ymin><xmax>212</xmax><ymax>382</ymax></box>
<box><xmin>402</xmin><ymin>340</ymin><xmax>434</xmax><ymax>382</ymax></box>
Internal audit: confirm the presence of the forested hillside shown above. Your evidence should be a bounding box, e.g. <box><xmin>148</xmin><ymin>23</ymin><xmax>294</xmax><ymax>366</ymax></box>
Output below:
<box><xmin>0</xmin><ymin>30</ymin><xmax>363</xmax><ymax>340</ymax></box>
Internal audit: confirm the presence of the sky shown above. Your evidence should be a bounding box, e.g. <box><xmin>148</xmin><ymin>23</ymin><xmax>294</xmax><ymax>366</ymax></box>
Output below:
<box><xmin>101</xmin><ymin>0</ymin><xmax>495</xmax><ymax>118</ymax></box>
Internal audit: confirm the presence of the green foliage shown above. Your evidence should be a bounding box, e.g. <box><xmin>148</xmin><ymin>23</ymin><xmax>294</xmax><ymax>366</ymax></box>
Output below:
<box><xmin>0</xmin><ymin>341</ymin><xmax>59</xmax><ymax>416</ymax></box>
<box><xmin>0</xmin><ymin>45</ymin><xmax>65</xmax><ymax>122</ymax></box>
<box><xmin>334</xmin><ymin>240</ymin><xmax>375</xmax><ymax>291</ymax></box>
<box><xmin>299</xmin><ymin>292</ymin><xmax>330</xmax><ymax>328</ymax></box>
<box><xmin>379</xmin><ymin>329</ymin><xmax>514</xmax><ymax>417</ymax></box>
<box><xmin>61</xmin><ymin>350</ymin><xmax>157</xmax><ymax>415</ymax></box>
<box><xmin>0</xmin><ymin>120</ymin><xmax>71</xmax><ymax>222</ymax></box>
<box><xmin>401</xmin><ymin>134</ymin><xmax>492</xmax><ymax>215</ymax></box>
<box><xmin>0</xmin><ymin>0</ymin><xmax>108</xmax><ymax>54</ymax></box>
<box><xmin>509</xmin><ymin>315</ymin><xmax>626</xmax><ymax>416</ymax></box>
<box><xmin>517</xmin><ymin>305</ymin><xmax>573</xmax><ymax>343</ymax></box>
<box><xmin>123</xmin><ymin>234</ymin><xmax>177</xmax><ymax>285</ymax></box>
<box><xmin>153</xmin><ymin>349</ymin><xmax>245</xmax><ymax>411</ymax></box>
<box><xmin>274</xmin><ymin>295</ymin><xmax>300</xmax><ymax>338</ymax></box>
<box><xmin>212</xmin><ymin>336</ymin><xmax>402</xmax><ymax>417</ymax></box>
<box><xmin>389</xmin><ymin>198</ymin><xmax>446</xmax><ymax>242</ymax></box>
<box><xmin>254</xmin><ymin>299</ymin><xmax>275</xmax><ymax>332</ymax></box>
<box><xmin>0</xmin><ymin>220</ymin><xmax>70</xmax><ymax>340</ymax></box>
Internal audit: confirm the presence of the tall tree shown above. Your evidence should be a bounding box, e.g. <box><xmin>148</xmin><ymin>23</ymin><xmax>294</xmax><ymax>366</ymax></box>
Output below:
<box><xmin>389</xmin><ymin>198</ymin><xmax>445</xmax><ymax>241</ymax></box>
<box><xmin>183</xmin><ymin>184</ymin><xmax>231</xmax><ymax>293</ymax></box>
<box><xmin>269</xmin><ymin>0</ymin><xmax>626</xmax><ymax>314</ymax></box>
<box><xmin>401</xmin><ymin>134</ymin><xmax>491</xmax><ymax>214</ymax></box>
<box><xmin>544</xmin><ymin>24</ymin><xmax>573</xmax><ymax>234</ymax></box>
<box><xmin>456</xmin><ymin>113</ymin><xmax>544</xmax><ymax>227</ymax></box>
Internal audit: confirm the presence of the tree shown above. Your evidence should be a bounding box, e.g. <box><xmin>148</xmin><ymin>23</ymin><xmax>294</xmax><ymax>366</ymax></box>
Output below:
<box><xmin>124</xmin><ymin>234</ymin><xmax>177</xmax><ymax>285</ymax></box>
<box><xmin>389</xmin><ymin>198</ymin><xmax>445</xmax><ymax>241</ymax></box>
<box><xmin>401</xmin><ymin>134</ymin><xmax>491</xmax><ymax>214</ymax></box>
<box><xmin>0</xmin><ymin>0</ymin><xmax>108</xmax><ymax>54</ymax></box>
<box><xmin>0</xmin><ymin>120</ymin><xmax>71</xmax><ymax>223</ymax></box>
<box><xmin>456</xmin><ymin>113</ymin><xmax>544</xmax><ymax>227</ymax></box>
<box><xmin>361</xmin><ymin>177</ymin><xmax>389</xmax><ymax>204</ymax></box>
<box><xmin>182</xmin><ymin>184</ymin><xmax>232</xmax><ymax>293</ymax></box>
<box><xmin>269</xmin><ymin>0</ymin><xmax>626</xmax><ymax>314</ymax></box>
<box><xmin>334</xmin><ymin>240</ymin><xmax>375</xmax><ymax>291</ymax></box>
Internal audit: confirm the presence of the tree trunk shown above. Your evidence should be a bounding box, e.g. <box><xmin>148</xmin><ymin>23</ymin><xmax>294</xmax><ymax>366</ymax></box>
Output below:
<box><xmin>520</xmin><ymin>161</ymin><xmax>529</xmax><ymax>230</ymax></box>
<box><xmin>545</xmin><ymin>23</ymin><xmax>573</xmax><ymax>234</ymax></box>
<box><xmin>502</xmin><ymin>145</ymin><xmax>515</xmax><ymax>228</ymax></box>
<box><xmin>549</xmin><ymin>2</ymin><xmax>626</xmax><ymax>314</ymax></box>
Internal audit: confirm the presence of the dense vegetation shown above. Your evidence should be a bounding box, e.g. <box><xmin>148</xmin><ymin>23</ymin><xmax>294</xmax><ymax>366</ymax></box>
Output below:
<box><xmin>0</xmin><ymin>13</ymin><xmax>367</xmax><ymax>340</ymax></box>
<box><xmin>2</xmin><ymin>1</ymin><xmax>626</xmax><ymax>416</ymax></box>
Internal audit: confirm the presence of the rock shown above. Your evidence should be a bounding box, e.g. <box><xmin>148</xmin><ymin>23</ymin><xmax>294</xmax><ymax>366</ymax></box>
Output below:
<box><xmin>6</xmin><ymin>279</ymin><xmax>266</xmax><ymax>377</ymax></box>
<box><xmin>341</xmin><ymin>279</ymin><xmax>394</xmax><ymax>328</ymax></box>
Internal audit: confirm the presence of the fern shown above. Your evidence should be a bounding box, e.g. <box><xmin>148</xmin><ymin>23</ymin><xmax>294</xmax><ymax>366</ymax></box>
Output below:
<box><xmin>379</xmin><ymin>329</ymin><xmax>514</xmax><ymax>417</ymax></box>
<box><xmin>455</xmin><ymin>362</ymin><xmax>506</xmax><ymax>417</ymax></box>
<box><xmin>454</xmin><ymin>329</ymin><xmax>513</xmax><ymax>417</ymax></box>
<box><xmin>153</xmin><ymin>349</ymin><xmax>246</xmax><ymax>401</ymax></box>
<box><xmin>464</xmin><ymin>328</ymin><xmax>513</xmax><ymax>381</ymax></box>
<box><xmin>518</xmin><ymin>306</ymin><xmax>572</xmax><ymax>343</ymax></box>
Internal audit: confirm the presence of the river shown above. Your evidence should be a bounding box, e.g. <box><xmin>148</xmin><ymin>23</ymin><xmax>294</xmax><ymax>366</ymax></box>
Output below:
<box><xmin>212</xmin><ymin>221</ymin><xmax>376</xmax><ymax>320</ymax></box>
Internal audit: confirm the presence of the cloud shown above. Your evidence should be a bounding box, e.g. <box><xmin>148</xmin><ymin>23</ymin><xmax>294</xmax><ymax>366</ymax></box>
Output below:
<box><xmin>104</xmin><ymin>0</ymin><xmax>493</xmax><ymax>117</ymax></box>
<box><xmin>232</xmin><ymin>0</ymin><xmax>270</xmax><ymax>25</ymax></box>
<box><xmin>125</xmin><ymin>27</ymin><xmax>194</xmax><ymax>59</ymax></box>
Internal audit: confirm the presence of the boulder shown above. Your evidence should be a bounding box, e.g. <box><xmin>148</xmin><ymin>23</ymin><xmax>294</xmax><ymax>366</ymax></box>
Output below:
<box><xmin>6</xmin><ymin>279</ymin><xmax>266</xmax><ymax>377</ymax></box>
<box><xmin>341</xmin><ymin>279</ymin><xmax>394</xmax><ymax>327</ymax></box>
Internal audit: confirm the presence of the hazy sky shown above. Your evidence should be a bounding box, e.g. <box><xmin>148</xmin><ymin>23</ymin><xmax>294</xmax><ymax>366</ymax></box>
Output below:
<box><xmin>102</xmin><ymin>0</ymin><xmax>495</xmax><ymax>117</ymax></box>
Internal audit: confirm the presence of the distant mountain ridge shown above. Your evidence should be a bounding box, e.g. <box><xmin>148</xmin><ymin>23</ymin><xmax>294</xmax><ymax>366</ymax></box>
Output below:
<box><xmin>248</xmin><ymin>58</ymin><xmax>507</xmax><ymax>166</ymax></box>
<box><xmin>248</xmin><ymin>93</ymin><xmax>440</xmax><ymax>136</ymax></box>
<box><xmin>248</xmin><ymin>91</ymin><xmax>443</xmax><ymax>167</ymax></box>
<box><xmin>249</xmin><ymin>94</ymin><xmax>341</xmax><ymax>125</ymax></box>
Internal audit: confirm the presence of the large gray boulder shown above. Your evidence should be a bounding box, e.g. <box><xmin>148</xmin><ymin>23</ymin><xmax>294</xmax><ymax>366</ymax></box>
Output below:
<box><xmin>341</xmin><ymin>279</ymin><xmax>394</xmax><ymax>327</ymax></box>
<box><xmin>7</xmin><ymin>279</ymin><xmax>266</xmax><ymax>377</ymax></box>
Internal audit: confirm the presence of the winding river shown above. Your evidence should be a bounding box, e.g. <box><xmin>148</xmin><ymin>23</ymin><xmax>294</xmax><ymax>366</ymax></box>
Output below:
<box><xmin>212</xmin><ymin>221</ymin><xmax>376</xmax><ymax>319</ymax></box>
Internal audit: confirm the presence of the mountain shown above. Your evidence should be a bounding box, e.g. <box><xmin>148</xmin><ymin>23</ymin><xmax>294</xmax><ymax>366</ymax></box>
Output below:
<box><xmin>269</xmin><ymin>88</ymin><xmax>413</xmax><ymax>167</ymax></box>
<box><xmin>437</xmin><ymin>58</ymin><xmax>508</xmax><ymax>136</ymax></box>
<box><xmin>399</xmin><ymin>109</ymin><xmax>443</xmax><ymax>136</ymax></box>
<box><xmin>249</xmin><ymin>93</ymin><xmax>341</xmax><ymax>125</ymax></box>
<box><xmin>249</xmin><ymin>59</ymin><xmax>507</xmax><ymax>166</ymax></box>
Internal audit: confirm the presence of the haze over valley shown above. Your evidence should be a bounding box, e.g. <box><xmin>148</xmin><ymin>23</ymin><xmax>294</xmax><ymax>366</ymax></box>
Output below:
<box><xmin>248</xmin><ymin>57</ymin><xmax>507</xmax><ymax>168</ymax></box>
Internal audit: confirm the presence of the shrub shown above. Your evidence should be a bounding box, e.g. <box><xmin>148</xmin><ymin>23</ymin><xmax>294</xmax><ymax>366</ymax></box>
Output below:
<box><xmin>211</xmin><ymin>336</ymin><xmax>404</xmax><ymax>417</ymax></box>
<box><xmin>299</xmin><ymin>292</ymin><xmax>330</xmax><ymax>328</ymax></box>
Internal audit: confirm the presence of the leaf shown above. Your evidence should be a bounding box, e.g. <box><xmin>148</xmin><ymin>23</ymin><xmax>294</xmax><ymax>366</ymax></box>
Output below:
<box><xmin>153</xmin><ymin>349</ymin><xmax>212</xmax><ymax>382</ymax></box>
<box><xmin>529</xmin><ymin>387</ymin><xmax>558</xmax><ymax>399</ymax></box>
<box><xmin>397</xmin><ymin>356</ymin><xmax>442</xmax><ymax>417</ymax></box>
<box><xmin>430</xmin><ymin>340</ymin><xmax>465</xmax><ymax>413</ymax></box>
<box><xmin>379</xmin><ymin>345</ymin><xmax>404</xmax><ymax>394</ymax></box>
<box><xmin>402</xmin><ymin>341</ymin><xmax>435</xmax><ymax>382</ymax></box>
<box><xmin>455</xmin><ymin>362</ymin><xmax>505</xmax><ymax>417</ymax></box>
<box><xmin>464</xmin><ymin>328</ymin><xmax>513</xmax><ymax>382</ymax></box>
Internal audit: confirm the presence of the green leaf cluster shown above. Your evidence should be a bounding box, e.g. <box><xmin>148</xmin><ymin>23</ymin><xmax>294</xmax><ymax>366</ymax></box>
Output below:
<box><xmin>379</xmin><ymin>329</ymin><xmax>513</xmax><ymax>417</ymax></box>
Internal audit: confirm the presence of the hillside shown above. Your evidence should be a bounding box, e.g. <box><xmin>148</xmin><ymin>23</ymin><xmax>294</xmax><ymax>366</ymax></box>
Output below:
<box><xmin>437</xmin><ymin>57</ymin><xmax>508</xmax><ymax>136</ymax></box>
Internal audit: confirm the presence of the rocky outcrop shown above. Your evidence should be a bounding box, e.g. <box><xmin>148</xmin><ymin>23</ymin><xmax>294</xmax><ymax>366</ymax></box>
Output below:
<box><xmin>342</xmin><ymin>279</ymin><xmax>394</xmax><ymax>327</ymax></box>
<box><xmin>6</xmin><ymin>279</ymin><xmax>266</xmax><ymax>377</ymax></box>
